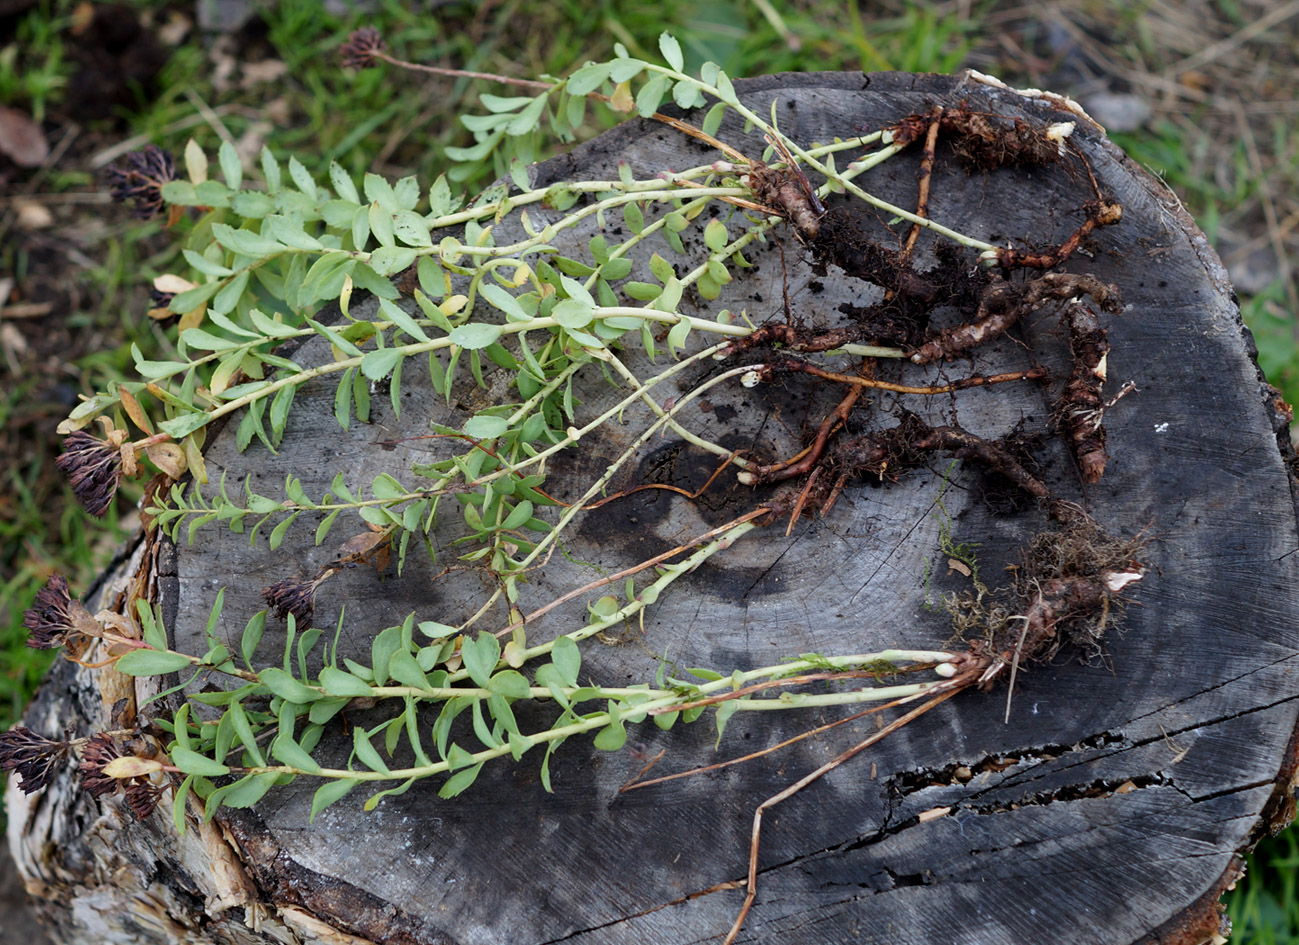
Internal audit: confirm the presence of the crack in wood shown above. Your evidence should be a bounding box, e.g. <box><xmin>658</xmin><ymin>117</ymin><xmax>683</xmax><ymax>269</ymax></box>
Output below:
<box><xmin>534</xmin><ymin>879</ymin><xmax>742</xmax><ymax>945</ymax></box>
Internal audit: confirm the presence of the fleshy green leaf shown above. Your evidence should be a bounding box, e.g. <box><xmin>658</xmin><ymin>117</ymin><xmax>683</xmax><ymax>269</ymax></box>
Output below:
<box><xmin>449</xmin><ymin>323</ymin><xmax>503</xmax><ymax>350</ymax></box>
<box><xmin>567</xmin><ymin>62</ymin><xmax>611</xmax><ymax>96</ymax></box>
<box><xmin>169</xmin><ymin>280</ymin><xmax>222</xmax><ymax>314</ymax></box>
<box><xmin>659</xmin><ymin>32</ymin><xmax>684</xmax><ymax>71</ymax></box>
<box><xmin>288</xmin><ymin>155</ymin><xmax>317</xmax><ymax>200</ymax></box>
<box><xmin>361</xmin><ymin>347</ymin><xmax>404</xmax><ymax>381</ymax></box>
<box><xmin>463</xmin><ymin>415</ymin><xmax>510</xmax><ymax>439</ymax></box>
<box><xmin>170</xmin><ymin>747</ymin><xmax>230</xmax><ymax>777</ymax></box>
<box><xmin>319</xmin><ymin>665</ymin><xmax>373</xmax><ymax>698</ymax></box>
<box><xmin>391</xmin><ymin>209</ymin><xmax>433</xmax><ymax>248</ymax></box>
<box><xmin>636</xmin><ymin>74</ymin><xmax>670</xmax><ymax>118</ymax></box>
<box><xmin>479</xmin><ymin>283</ymin><xmax>527</xmax><ymax>320</ymax></box>
<box><xmin>116</xmin><ymin>649</ymin><xmax>194</xmax><ymax>676</ymax></box>
<box><xmin>259</xmin><ymin>667</ymin><xmax>320</xmax><ymax>703</ymax></box>
<box><xmin>220</xmin><ymin>772</ymin><xmax>278</xmax><ymax>808</ymax></box>
<box><xmin>352</xmin><ymin>728</ymin><xmax>391</xmax><ymax>775</ymax></box>
<box><xmin>551</xmin><ymin>635</ymin><xmax>581</xmax><ymax>686</ymax></box>
<box><xmin>702</xmin><ymin>102</ymin><xmax>727</xmax><ymax>136</ymax></box>
<box><xmin>330</xmin><ymin>161</ymin><xmax>360</xmax><ymax>203</ymax></box>
<box><xmin>593</xmin><ymin>717</ymin><xmax>627</xmax><ymax>751</ymax></box>
<box><xmin>461</xmin><ymin>632</ymin><xmax>501</xmax><ymax>689</ymax></box>
<box><xmin>211</xmin><ymin>223</ymin><xmax>283</xmax><ymax>256</ymax></box>
<box><xmin>272</xmin><ymin>733</ymin><xmax>323</xmax><ymax>772</ymax></box>
<box><xmin>310</xmin><ymin>778</ymin><xmax>358</xmax><ymax>820</ymax></box>
<box><xmin>552</xmin><ymin>299</ymin><xmax>594</xmax><ymax>329</ymax></box>
<box><xmin>369</xmin><ymin>245</ymin><xmax>417</xmax><ymax>276</ymax></box>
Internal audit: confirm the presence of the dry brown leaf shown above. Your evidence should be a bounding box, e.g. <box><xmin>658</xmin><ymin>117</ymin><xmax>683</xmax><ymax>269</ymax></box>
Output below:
<box><xmin>0</xmin><ymin>105</ymin><xmax>49</xmax><ymax>167</ymax></box>
<box><xmin>153</xmin><ymin>273</ymin><xmax>196</xmax><ymax>294</ymax></box>
<box><xmin>240</xmin><ymin>59</ymin><xmax>289</xmax><ymax>89</ymax></box>
<box><xmin>14</xmin><ymin>199</ymin><xmax>54</xmax><ymax>229</ymax></box>
<box><xmin>145</xmin><ymin>443</ymin><xmax>187</xmax><ymax>479</ymax></box>
<box><xmin>119</xmin><ymin>385</ymin><xmax>154</xmax><ymax>435</ymax></box>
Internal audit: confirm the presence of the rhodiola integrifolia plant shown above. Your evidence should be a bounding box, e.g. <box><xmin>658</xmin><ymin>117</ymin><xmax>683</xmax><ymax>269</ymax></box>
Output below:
<box><xmin>7</xmin><ymin>30</ymin><xmax>1146</xmax><ymax>941</ymax></box>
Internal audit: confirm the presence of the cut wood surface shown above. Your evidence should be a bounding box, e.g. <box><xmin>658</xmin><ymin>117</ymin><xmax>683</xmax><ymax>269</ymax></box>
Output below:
<box><xmin>9</xmin><ymin>71</ymin><xmax>1299</xmax><ymax>945</ymax></box>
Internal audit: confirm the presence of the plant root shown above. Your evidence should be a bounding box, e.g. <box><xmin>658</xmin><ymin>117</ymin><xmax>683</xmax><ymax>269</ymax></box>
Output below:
<box><xmin>911</xmin><ymin>271</ymin><xmax>1120</xmax><ymax>365</ymax></box>
<box><xmin>1056</xmin><ymin>298</ymin><xmax>1114</xmax><ymax>483</ymax></box>
<box><xmin>719</xmin><ymin>321</ymin><xmax>865</xmax><ymax>358</ymax></box>
<box><xmin>720</xmin><ymin>517</ymin><xmax>1145</xmax><ymax>943</ymax></box>
<box><xmin>837</xmin><ymin>241</ymin><xmax>990</xmax><ymax>348</ymax></box>
<box><xmin>744</xmin><ymin>160</ymin><xmax>824</xmax><ymax>239</ymax></box>
<box><xmin>899</xmin><ymin>106</ymin><xmax>943</xmax><ymax>265</ymax></box>
<box><xmin>993</xmin><ymin>199</ymin><xmax>1123</xmax><ymax>269</ymax></box>
<box><xmin>890</xmin><ymin>105</ymin><xmax>1068</xmax><ymax>170</ymax></box>
<box><xmin>811</xmin><ymin>209</ymin><xmax>979</xmax><ymax>304</ymax></box>
<box><xmin>722</xmin><ymin>686</ymin><xmax>967</xmax><ymax>945</ymax></box>
<box><xmin>758</xmin><ymin>354</ymin><xmax>1049</xmax><ymax>395</ymax></box>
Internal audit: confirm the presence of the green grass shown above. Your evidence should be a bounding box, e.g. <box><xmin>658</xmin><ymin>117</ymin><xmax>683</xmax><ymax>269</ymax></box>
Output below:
<box><xmin>1233</xmin><ymin>829</ymin><xmax>1299</xmax><ymax>944</ymax></box>
<box><xmin>0</xmin><ymin>0</ymin><xmax>67</xmax><ymax>121</ymax></box>
<box><xmin>2</xmin><ymin>2</ymin><xmax>1297</xmax><ymax>940</ymax></box>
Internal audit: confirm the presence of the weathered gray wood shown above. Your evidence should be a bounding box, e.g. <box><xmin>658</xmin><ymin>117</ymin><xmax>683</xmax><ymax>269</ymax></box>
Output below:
<box><xmin>11</xmin><ymin>71</ymin><xmax>1299</xmax><ymax>945</ymax></box>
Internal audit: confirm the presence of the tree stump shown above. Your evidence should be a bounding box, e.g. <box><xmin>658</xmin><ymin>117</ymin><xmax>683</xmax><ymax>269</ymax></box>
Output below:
<box><xmin>9</xmin><ymin>71</ymin><xmax>1299</xmax><ymax>945</ymax></box>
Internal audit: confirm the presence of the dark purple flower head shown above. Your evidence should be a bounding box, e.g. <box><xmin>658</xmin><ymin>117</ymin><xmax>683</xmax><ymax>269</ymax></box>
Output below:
<box><xmin>78</xmin><ymin>732</ymin><xmax>122</xmax><ymax>799</ymax></box>
<box><xmin>22</xmin><ymin>573</ymin><xmax>86</xmax><ymax>649</ymax></box>
<box><xmin>149</xmin><ymin>286</ymin><xmax>176</xmax><ymax>309</ymax></box>
<box><xmin>264</xmin><ymin>575</ymin><xmax>323</xmax><ymax>627</ymax></box>
<box><xmin>0</xmin><ymin>727</ymin><xmax>72</xmax><ymax>794</ymax></box>
<box><xmin>340</xmin><ymin>27</ymin><xmax>385</xmax><ymax>69</ymax></box>
<box><xmin>105</xmin><ymin>145</ymin><xmax>177</xmax><ymax>218</ymax></box>
<box><xmin>123</xmin><ymin>779</ymin><xmax>165</xmax><ymax>820</ymax></box>
<box><xmin>56</xmin><ymin>431</ymin><xmax>123</xmax><ymax>518</ymax></box>
<box><xmin>76</xmin><ymin>733</ymin><xmax>165</xmax><ymax>819</ymax></box>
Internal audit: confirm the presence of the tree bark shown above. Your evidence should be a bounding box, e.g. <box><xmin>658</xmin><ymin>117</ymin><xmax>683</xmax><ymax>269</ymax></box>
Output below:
<box><xmin>9</xmin><ymin>71</ymin><xmax>1299</xmax><ymax>945</ymax></box>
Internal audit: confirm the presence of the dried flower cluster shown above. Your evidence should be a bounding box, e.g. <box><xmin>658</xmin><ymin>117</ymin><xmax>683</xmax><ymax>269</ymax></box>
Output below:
<box><xmin>0</xmin><ymin>727</ymin><xmax>71</xmax><ymax>793</ymax></box>
<box><xmin>340</xmin><ymin>27</ymin><xmax>385</xmax><ymax>70</ymax></box>
<box><xmin>22</xmin><ymin>572</ymin><xmax>91</xmax><ymax>649</ymax></box>
<box><xmin>104</xmin><ymin>144</ymin><xmax>177</xmax><ymax>218</ymax></box>
<box><xmin>264</xmin><ymin>566</ymin><xmax>340</xmax><ymax>627</ymax></box>
<box><xmin>78</xmin><ymin>733</ymin><xmax>164</xmax><ymax>820</ymax></box>
<box><xmin>56</xmin><ymin>431</ymin><xmax>123</xmax><ymax>518</ymax></box>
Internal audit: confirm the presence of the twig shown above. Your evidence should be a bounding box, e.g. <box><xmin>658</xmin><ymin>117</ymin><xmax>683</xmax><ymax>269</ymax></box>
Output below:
<box><xmin>723</xmin><ymin>684</ymin><xmax>968</xmax><ymax>945</ymax></box>
<box><xmin>762</xmin><ymin>358</ymin><xmax>1049</xmax><ymax>394</ymax></box>
<box><xmin>374</xmin><ymin>50</ymin><xmax>554</xmax><ymax>91</ymax></box>
<box><xmin>900</xmin><ymin>106</ymin><xmax>942</xmax><ymax>266</ymax></box>
<box><xmin>622</xmin><ymin>692</ymin><xmax>926</xmax><ymax>792</ymax></box>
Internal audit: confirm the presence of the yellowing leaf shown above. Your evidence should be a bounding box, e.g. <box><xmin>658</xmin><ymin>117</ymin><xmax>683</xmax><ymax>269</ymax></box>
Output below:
<box><xmin>185</xmin><ymin>436</ymin><xmax>209</xmax><ymax>484</ymax></box>
<box><xmin>340</xmin><ymin>273</ymin><xmax>353</xmax><ymax>317</ymax></box>
<box><xmin>184</xmin><ymin>139</ymin><xmax>208</xmax><ymax>184</ymax></box>
<box><xmin>119</xmin><ymin>385</ymin><xmax>154</xmax><ymax>435</ymax></box>
<box><xmin>103</xmin><ymin>756</ymin><xmax>165</xmax><ymax>779</ymax></box>
<box><xmin>611</xmin><ymin>80</ymin><xmax>635</xmax><ymax>114</ymax></box>
<box><xmin>178</xmin><ymin>305</ymin><xmax>206</xmax><ymax>333</ymax></box>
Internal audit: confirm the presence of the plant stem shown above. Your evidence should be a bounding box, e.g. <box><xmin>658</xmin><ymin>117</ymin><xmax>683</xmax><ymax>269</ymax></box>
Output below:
<box><xmin>230</xmin><ymin>652</ymin><xmax>953</xmax><ymax>784</ymax></box>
